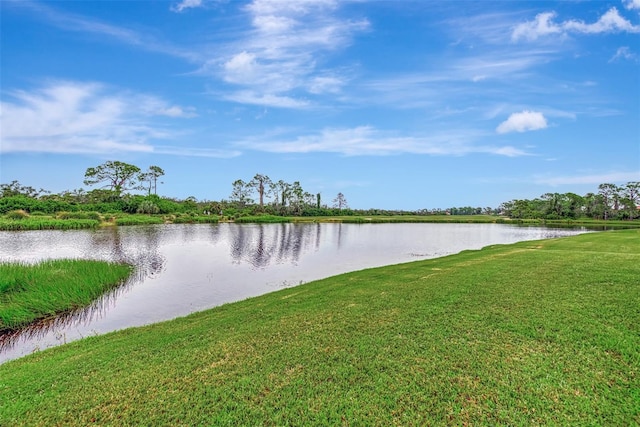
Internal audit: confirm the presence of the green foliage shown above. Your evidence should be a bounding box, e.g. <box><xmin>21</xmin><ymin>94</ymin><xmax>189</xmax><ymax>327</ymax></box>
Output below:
<box><xmin>234</xmin><ymin>215</ymin><xmax>291</xmax><ymax>223</ymax></box>
<box><xmin>0</xmin><ymin>180</ymin><xmax>41</xmax><ymax>198</ymax></box>
<box><xmin>0</xmin><ymin>195</ymin><xmax>77</xmax><ymax>214</ymax></box>
<box><xmin>83</xmin><ymin>161</ymin><xmax>142</xmax><ymax>196</ymax></box>
<box><xmin>0</xmin><ymin>259</ymin><xmax>131</xmax><ymax>332</ymax></box>
<box><xmin>136</xmin><ymin>201</ymin><xmax>160</xmax><ymax>215</ymax></box>
<box><xmin>0</xmin><ymin>218</ymin><xmax>100</xmax><ymax>231</ymax></box>
<box><xmin>56</xmin><ymin>211</ymin><xmax>103</xmax><ymax>221</ymax></box>
<box><xmin>501</xmin><ymin>182</ymin><xmax>640</xmax><ymax>221</ymax></box>
<box><xmin>5</xmin><ymin>210</ymin><xmax>29</xmax><ymax>220</ymax></box>
<box><xmin>172</xmin><ymin>214</ymin><xmax>219</xmax><ymax>224</ymax></box>
<box><xmin>114</xmin><ymin>215</ymin><xmax>164</xmax><ymax>226</ymax></box>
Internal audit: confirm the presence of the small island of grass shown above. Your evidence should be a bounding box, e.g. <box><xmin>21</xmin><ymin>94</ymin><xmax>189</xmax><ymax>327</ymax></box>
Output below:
<box><xmin>0</xmin><ymin>259</ymin><xmax>132</xmax><ymax>332</ymax></box>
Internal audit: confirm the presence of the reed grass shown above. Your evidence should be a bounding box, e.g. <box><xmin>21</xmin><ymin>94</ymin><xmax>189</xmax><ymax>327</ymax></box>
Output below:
<box><xmin>0</xmin><ymin>230</ymin><xmax>638</xmax><ymax>425</ymax></box>
<box><xmin>0</xmin><ymin>218</ymin><xmax>100</xmax><ymax>231</ymax></box>
<box><xmin>114</xmin><ymin>215</ymin><xmax>164</xmax><ymax>226</ymax></box>
<box><xmin>235</xmin><ymin>215</ymin><xmax>292</xmax><ymax>223</ymax></box>
<box><xmin>0</xmin><ymin>259</ymin><xmax>132</xmax><ymax>332</ymax></box>
<box><xmin>171</xmin><ymin>215</ymin><xmax>219</xmax><ymax>224</ymax></box>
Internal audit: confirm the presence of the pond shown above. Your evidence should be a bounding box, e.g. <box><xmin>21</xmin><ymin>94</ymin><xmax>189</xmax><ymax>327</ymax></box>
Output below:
<box><xmin>0</xmin><ymin>222</ymin><xmax>588</xmax><ymax>363</ymax></box>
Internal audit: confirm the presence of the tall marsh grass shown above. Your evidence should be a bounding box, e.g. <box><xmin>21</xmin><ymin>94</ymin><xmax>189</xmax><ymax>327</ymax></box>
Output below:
<box><xmin>0</xmin><ymin>218</ymin><xmax>100</xmax><ymax>231</ymax></box>
<box><xmin>114</xmin><ymin>215</ymin><xmax>164</xmax><ymax>226</ymax></box>
<box><xmin>171</xmin><ymin>215</ymin><xmax>219</xmax><ymax>224</ymax></box>
<box><xmin>0</xmin><ymin>259</ymin><xmax>132</xmax><ymax>332</ymax></box>
<box><xmin>234</xmin><ymin>215</ymin><xmax>291</xmax><ymax>223</ymax></box>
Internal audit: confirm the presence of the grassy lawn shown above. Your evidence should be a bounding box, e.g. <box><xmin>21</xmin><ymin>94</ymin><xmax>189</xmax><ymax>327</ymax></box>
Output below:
<box><xmin>0</xmin><ymin>230</ymin><xmax>638</xmax><ymax>425</ymax></box>
<box><xmin>0</xmin><ymin>260</ymin><xmax>132</xmax><ymax>332</ymax></box>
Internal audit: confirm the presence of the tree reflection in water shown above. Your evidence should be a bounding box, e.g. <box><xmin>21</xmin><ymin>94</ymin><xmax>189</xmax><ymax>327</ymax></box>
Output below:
<box><xmin>230</xmin><ymin>223</ymin><xmax>322</xmax><ymax>269</ymax></box>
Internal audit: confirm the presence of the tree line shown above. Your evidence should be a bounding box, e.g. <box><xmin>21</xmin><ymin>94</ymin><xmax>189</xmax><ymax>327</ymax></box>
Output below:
<box><xmin>0</xmin><ymin>161</ymin><xmax>352</xmax><ymax>218</ymax></box>
<box><xmin>224</xmin><ymin>174</ymin><xmax>349</xmax><ymax>217</ymax></box>
<box><xmin>499</xmin><ymin>182</ymin><xmax>640</xmax><ymax>220</ymax></box>
<box><xmin>1</xmin><ymin>160</ymin><xmax>638</xmax><ymax>220</ymax></box>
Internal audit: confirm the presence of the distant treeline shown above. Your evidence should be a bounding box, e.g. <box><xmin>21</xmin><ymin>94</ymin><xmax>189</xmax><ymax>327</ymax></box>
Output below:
<box><xmin>499</xmin><ymin>182</ymin><xmax>639</xmax><ymax>220</ymax></box>
<box><xmin>1</xmin><ymin>163</ymin><xmax>639</xmax><ymax>221</ymax></box>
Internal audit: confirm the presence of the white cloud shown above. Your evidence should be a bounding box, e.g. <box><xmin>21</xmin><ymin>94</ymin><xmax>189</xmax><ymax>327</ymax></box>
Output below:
<box><xmin>512</xmin><ymin>12</ymin><xmax>563</xmax><ymax>41</ymax></box>
<box><xmin>609</xmin><ymin>46</ymin><xmax>638</xmax><ymax>62</ymax></box>
<box><xmin>512</xmin><ymin>7</ymin><xmax>640</xmax><ymax>41</ymax></box>
<box><xmin>496</xmin><ymin>111</ymin><xmax>548</xmax><ymax>134</ymax></box>
<box><xmin>213</xmin><ymin>0</ymin><xmax>369</xmax><ymax>108</ymax></box>
<box><xmin>563</xmin><ymin>7</ymin><xmax>640</xmax><ymax>34</ymax></box>
<box><xmin>11</xmin><ymin>0</ymin><xmax>201</xmax><ymax>62</ymax></box>
<box><xmin>534</xmin><ymin>171</ymin><xmax>640</xmax><ymax>186</ymax></box>
<box><xmin>623</xmin><ymin>0</ymin><xmax>640</xmax><ymax>10</ymax></box>
<box><xmin>308</xmin><ymin>75</ymin><xmax>345</xmax><ymax>94</ymax></box>
<box><xmin>171</xmin><ymin>0</ymin><xmax>203</xmax><ymax>13</ymax></box>
<box><xmin>235</xmin><ymin>126</ymin><xmax>530</xmax><ymax>157</ymax></box>
<box><xmin>0</xmin><ymin>81</ymin><xmax>231</xmax><ymax>157</ymax></box>
<box><xmin>223</xmin><ymin>51</ymin><xmax>259</xmax><ymax>84</ymax></box>
<box><xmin>224</xmin><ymin>91</ymin><xmax>309</xmax><ymax>108</ymax></box>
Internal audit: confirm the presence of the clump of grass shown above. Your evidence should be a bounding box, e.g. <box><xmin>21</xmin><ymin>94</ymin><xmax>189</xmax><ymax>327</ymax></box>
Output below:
<box><xmin>56</xmin><ymin>211</ymin><xmax>103</xmax><ymax>222</ymax></box>
<box><xmin>0</xmin><ymin>259</ymin><xmax>132</xmax><ymax>332</ymax></box>
<box><xmin>172</xmin><ymin>215</ymin><xmax>219</xmax><ymax>224</ymax></box>
<box><xmin>114</xmin><ymin>215</ymin><xmax>164</xmax><ymax>226</ymax></box>
<box><xmin>0</xmin><ymin>218</ymin><xmax>99</xmax><ymax>231</ymax></box>
<box><xmin>234</xmin><ymin>215</ymin><xmax>291</xmax><ymax>223</ymax></box>
<box><xmin>4</xmin><ymin>210</ymin><xmax>30</xmax><ymax>220</ymax></box>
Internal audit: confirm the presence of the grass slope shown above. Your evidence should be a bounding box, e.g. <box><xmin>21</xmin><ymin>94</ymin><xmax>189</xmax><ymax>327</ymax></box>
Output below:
<box><xmin>0</xmin><ymin>230</ymin><xmax>638</xmax><ymax>425</ymax></box>
<box><xmin>0</xmin><ymin>260</ymin><xmax>132</xmax><ymax>332</ymax></box>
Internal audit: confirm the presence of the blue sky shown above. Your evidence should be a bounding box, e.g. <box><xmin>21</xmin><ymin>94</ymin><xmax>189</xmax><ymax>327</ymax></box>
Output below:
<box><xmin>1</xmin><ymin>0</ymin><xmax>639</xmax><ymax>210</ymax></box>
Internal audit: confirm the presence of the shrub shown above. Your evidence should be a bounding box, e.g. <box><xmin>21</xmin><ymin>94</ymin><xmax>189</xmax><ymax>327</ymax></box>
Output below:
<box><xmin>56</xmin><ymin>211</ymin><xmax>103</xmax><ymax>221</ymax></box>
<box><xmin>137</xmin><ymin>201</ymin><xmax>160</xmax><ymax>215</ymax></box>
<box><xmin>115</xmin><ymin>216</ymin><xmax>163</xmax><ymax>226</ymax></box>
<box><xmin>5</xmin><ymin>209</ymin><xmax>29</xmax><ymax>220</ymax></box>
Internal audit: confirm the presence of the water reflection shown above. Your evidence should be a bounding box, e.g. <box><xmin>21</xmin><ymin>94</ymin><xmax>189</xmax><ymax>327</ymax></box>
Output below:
<box><xmin>0</xmin><ymin>223</ymin><xmax>588</xmax><ymax>363</ymax></box>
<box><xmin>227</xmin><ymin>223</ymin><xmax>327</xmax><ymax>269</ymax></box>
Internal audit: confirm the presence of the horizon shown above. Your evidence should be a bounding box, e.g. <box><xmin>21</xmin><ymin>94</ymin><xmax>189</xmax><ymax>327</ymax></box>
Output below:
<box><xmin>1</xmin><ymin>0</ymin><xmax>639</xmax><ymax>210</ymax></box>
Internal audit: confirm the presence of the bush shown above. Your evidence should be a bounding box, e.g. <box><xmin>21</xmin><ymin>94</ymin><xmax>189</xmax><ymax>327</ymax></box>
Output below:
<box><xmin>115</xmin><ymin>216</ymin><xmax>163</xmax><ymax>226</ymax></box>
<box><xmin>56</xmin><ymin>211</ymin><xmax>103</xmax><ymax>221</ymax></box>
<box><xmin>137</xmin><ymin>201</ymin><xmax>160</xmax><ymax>215</ymax></box>
<box><xmin>5</xmin><ymin>209</ymin><xmax>29</xmax><ymax>220</ymax></box>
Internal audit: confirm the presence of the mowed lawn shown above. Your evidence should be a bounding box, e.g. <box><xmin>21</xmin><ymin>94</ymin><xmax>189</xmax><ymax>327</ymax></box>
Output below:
<box><xmin>1</xmin><ymin>229</ymin><xmax>638</xmax><ymax>425</ymax></box>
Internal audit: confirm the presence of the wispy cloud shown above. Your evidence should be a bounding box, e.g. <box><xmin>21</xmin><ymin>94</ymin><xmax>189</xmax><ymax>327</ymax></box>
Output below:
<box><xmin>207</xmin><ymin>0</ymin><xmax>369</xmax><ymax>108</ymax></box>
<box><xmin>235</xmin><ymin>126</ymin><xmax>531</xmax><ymax>157</ymax></box>
<box><xmin>7</xmin><ymin>0</ymin><xmax>201</xmax><ymax>61</ymax></box>
<box><xmin>534</xmin><ymin>171</ymin><xmax>640</xmax><ymax>186</ymax></box>
<box><xmin>609</xmin><ymin>46</ymin><xmax>638</xmax><ymax>62</ymax></box>
<box><xmin>496</xmin><ymin>111</ymin><xmax>548</xmax><ymax>134</ymax></box>
<box><xmin>0</xmin><ymin>81</ymin><xmax>237</xmax><ymax>158</ymax></box>
<box><xmin>171</xmin><ymin>0</ymin><xmax>203</xmax><ymax>13</ymax></box>
<box><xmin>512</xmin><ymin>7</ymin><xmax>640</xmax><ymax>41</ymax></box>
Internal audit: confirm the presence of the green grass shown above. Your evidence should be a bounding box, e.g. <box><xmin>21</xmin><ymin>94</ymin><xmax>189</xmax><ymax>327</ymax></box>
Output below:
<box><xmin>171</xmin><ymin>215</ymin><xmax>220</xmax><ymax>224</ymax></box>
<box><xmin>0</xmin><ymin>218</ymin><xmax>100</xmax><ymax>230</ymax></box>
<box><xmin>291</xmin><ymin>214</ymin><xmax>501</xmax><ymax>224</ymax></box>
<box><xmin>0</xmin><ymin>230</ymin><xmax>638</xmax><ymax>425</ymax></box>
<box><xmin>235</xmin><ymin>214</ymin><xmax>292</xmax><ymax>223</ymax></box>
<box><xmin>0</xmin><ymin>259</ymin><xmax>132</xmax><ymax>332</ymax></box>
<box><xmin>113</xmin><ymin>215</ymin><xmax>164</xmax><ymax>226</ymax></box>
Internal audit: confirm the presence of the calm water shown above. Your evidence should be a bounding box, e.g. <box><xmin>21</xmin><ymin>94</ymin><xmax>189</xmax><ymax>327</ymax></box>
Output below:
<box><xmin>0</xmin><ymin>223</ymin><xmax>587</xmax><ymax>363</ymax></box>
